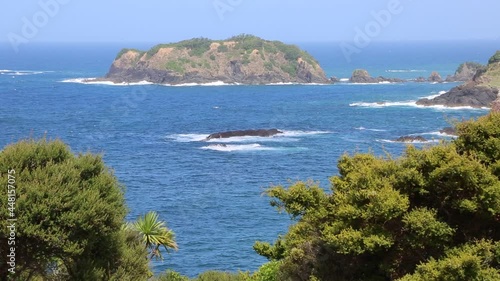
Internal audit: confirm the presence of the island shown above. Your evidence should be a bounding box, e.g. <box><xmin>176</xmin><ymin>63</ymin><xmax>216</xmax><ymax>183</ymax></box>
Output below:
<box><xmin>96</xmin><ymin>35</ymin><xmax>331</xmax><ymax>85</ymax></box>
<box><xmin>417</xmin><ymin>51</ymin><xmax>500</xmax><ymax>108</ymax></box>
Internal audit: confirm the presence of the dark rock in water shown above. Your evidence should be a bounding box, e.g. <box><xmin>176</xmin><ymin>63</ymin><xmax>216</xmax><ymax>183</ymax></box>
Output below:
<box><xmin>414</xmin><ymin>76</ymin><xmax>427</xmax><ymax>83</ymax></box>
<box><xmin>206</xmin><ymin>129</ymin><xmax>283</xmax><ymax>140</ymax></box>
<box><xmin>416</xmin><ymin>83</ymin><xmax>499</xmax><ymax>108</ymax></box>
<box><xmin>428</xmin><ymin>71</ymin><xmax>443</xmax><ymax>83</ymax></box>
<box><xmin>393</xmin><ymin>136</ymin><xmax>427</xmax><ymax>142</ymax></box>
<box><xmin>440</xmin><ymin>127</ymin><xmax>456</xmax><ymax>135</ymax></box>
<box><xmin>330</xmin><ymin>76</ymin><xmax>339</xmax><ymax>83</ymax></box>
<box><xmin>349</xmin><ymin>69</ymin><xmax>404</xmax><ymax>83</ymax></box>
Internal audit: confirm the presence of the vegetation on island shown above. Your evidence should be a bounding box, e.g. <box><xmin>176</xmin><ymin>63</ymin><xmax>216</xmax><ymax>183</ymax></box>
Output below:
<box><xmin>1</xmin><ymin>110</ymin><xmax>500</xmax><ymax>281</ymax></box>
<box><xmin>111</xmin><ymin>34</ymin><xmax>323</xmax><ymax>83</ymax></box>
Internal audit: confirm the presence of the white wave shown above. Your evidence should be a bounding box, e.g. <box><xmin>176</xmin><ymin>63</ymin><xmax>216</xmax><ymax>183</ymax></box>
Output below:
<box><xmin>0</xmin><ymin>69</ymin><xmax>50</xmax><ymax>75</ymax></box>
<box><xmin>167</xmin><ymin>81</ymin><xmax>240</xmax><ymax>87</ymax></box>
<box><xmin>386</xmin><ymin>69</ymin><xmax>426</xmax><ymax>73</ymax></box>
<box><xmin>350</xmin><ymin>101</ymin><xmax>489</xmax><ymax>111</ymax></box>
<box><xmin>421</xmin><ymin>90</ymin><xmax>447</xmax><ymax>100</ymax></box>
<box><xmin>266</xmin><ymin>82</ymin><xmax>330</xmax><ymax>86</ymax></box>
<box><xmin>355</xmin><ymin>127</ymin><xmax>387</xmax><ymax>132</ymax></box>
<box><xmin>167</xmin><ymin>134</ymin><xmax>208</xmax><ymax>142</ymax></box>
<box><xmin>201</xmin><ymin>143</ymin><xmax>276</xmax><ymax>152</ymax></box>
<box><xmin>378</xmin><ymin>139</ymin><xmax>441</xmax><ymax>144</ymax></box>
<box><xmin>60</xmin><ymin>78</ymin><xmax>154</xmax><ymax>86</ymax></box>
<box><xmin>416</xmin><ymin>131</ymin><xmax>456</xmax><ymax>137</ymax></box>
<box><xmin>280</xmin><ymin>130</ymin><xmax>332</xmax><ymax>137</ymax></box>
<box><xmin>339</xmin><ymin>78</ymin><xmax>349</xmax><ymax>82</ymax></box>
<box><xmin>167</xmin><ymin>130</ymin><xmax>331</xmax><ymax>143</ymax></box>
<box><xmin>343</xmin><ymin>82</ymin><xmax>397</xmax><ymax>85</ymax></box>
<box><xmin>350</xmin><ymin>101</ymin><xmax>416</xmax><ymax>108</ymax></box>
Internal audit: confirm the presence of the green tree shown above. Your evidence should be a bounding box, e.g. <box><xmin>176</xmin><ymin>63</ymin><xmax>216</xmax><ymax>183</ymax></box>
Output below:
<box><xmin>0</xmin><ymin>139</ymin><xmax>149</xmax><ymax>280</ymax></box>
<box><xmin>128</xmin><ymin>211</ymin><xmax>178</xmax><ymax>260</ymax></box>
<box><xmin>256</xmin><ymin>113</ymin><xmax>500</xmax><ymax>280</ymax></box>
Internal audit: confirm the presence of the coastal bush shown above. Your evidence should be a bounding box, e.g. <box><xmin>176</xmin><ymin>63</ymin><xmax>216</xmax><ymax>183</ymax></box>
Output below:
<box><xmin>217</xmin><ymin>44</ymin><xmax>229</xmax><ymax>53</ymax></box>
<box><xmin>155</xmin><ymin>270</ymin><xmax>190</xmax><ymax>281</ymax></box>
<box><xmin>115</xmin><ymin>48</ymin><xmax>145</xmax><ymax>60</ymax></box>
<box><xmin>488</xmin><ymin>50</ymin><xmax>500</xmax><ymax>65</ymax></box>
<box><xmin>165</xmin><ymin>60</ymin><xmax>186</xmax><ymax>74</ymax></box>
<box><xmin>195</xmin><ymin>271</ymin><xmax>250</xmax><ymax>281</ymax></box>
<box><xmin>0</xmin><ymin>139</ymin><xmax>150</xmax><ymax>280</ymax></box>
<box><xmin>255</xmin><ymin>113</ymin><xmax>500</xmax><ymax>280</ymax></box>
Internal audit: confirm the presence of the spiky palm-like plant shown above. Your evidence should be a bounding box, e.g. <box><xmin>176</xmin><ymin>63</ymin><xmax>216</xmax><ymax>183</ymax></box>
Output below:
<box><xmin>128</xmin><ymin>211</ymin><xmax>178</xmax><ymax>260</ymax></box>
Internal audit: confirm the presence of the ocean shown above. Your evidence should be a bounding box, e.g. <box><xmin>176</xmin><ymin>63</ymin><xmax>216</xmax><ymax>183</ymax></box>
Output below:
<box><xmin>0</xmin><ymin>40</ymin><xmax>498</xmax><ymax>276</ymax></box>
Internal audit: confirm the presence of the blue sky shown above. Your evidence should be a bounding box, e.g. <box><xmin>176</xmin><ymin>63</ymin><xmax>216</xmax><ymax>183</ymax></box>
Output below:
<box><xmin>1</xmin><ymin>0</ymin><xmax>499</xmax><ymax>44</ymax></box>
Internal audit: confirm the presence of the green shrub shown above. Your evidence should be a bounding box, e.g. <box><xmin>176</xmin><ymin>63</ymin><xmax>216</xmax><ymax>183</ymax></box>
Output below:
<box><xmin>217</xmin><ymin>45</ymin><xmax>229</xmax><ymax>53</ymax></box>
<box><xmin>165</xmin><ymin>60</ymin><xmax>185</xmax><ymax>74</ymax></box>
<box><xmin>194</xmin><ymin>271</ymin><xmax>250</xmax><ymax>281</ymax></box>
<box><xmin>0</xmin><ymin>139</ymin><xmax>149</xmax><ymax>280</ymax></box>
<box><xmin>155</xmin><ymin>270</ymin><xmax>190</xmax><ymax>281</ymax></box>
<box><xmin>256</xmin><ymin>113</ymin><xmax>500</xmax><ymax>280</ymax></box>
<box><xmin>251</xmin><ymin>261</ymin><xmax>282</xmax><ymax>281</ymax></box>
<box><xmin>488</xmin><ymin>50</ymin><xmax>500</xmax><ymax>65</ymax></box>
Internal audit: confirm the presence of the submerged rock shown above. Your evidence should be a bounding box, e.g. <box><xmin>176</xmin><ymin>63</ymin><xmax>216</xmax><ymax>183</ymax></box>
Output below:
<box><xmin>440</xmin><ymin>127</ymin><xmax>456</xmax><ymax>135</ymax></box>
<box><xmin>206</xmin><ymin>129</ymin><xmax>283</xmax><ymax>140</ymax></box>
<box><xmin>393</xmin><ymin>136</ymin><xmax>427</xmax><ymax>142</ymax></box>
<box><xmin>349</xmin><ymin>69</ymin><xmax>404</xmax><ymax>83</ymax></box>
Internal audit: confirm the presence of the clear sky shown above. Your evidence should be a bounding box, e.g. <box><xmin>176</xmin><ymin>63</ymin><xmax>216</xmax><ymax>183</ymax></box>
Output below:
<box><xmin>1</xmin><ymin>0</ymin><xmax>499</xmax><ymax>44</ymax></box>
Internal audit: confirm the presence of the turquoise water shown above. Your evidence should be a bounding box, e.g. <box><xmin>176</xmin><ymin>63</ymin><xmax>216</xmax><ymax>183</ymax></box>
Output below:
<box><xmin>0</xmin><ymin>40</ymin><xmax>497</xmax><ymax>275</ymax></box>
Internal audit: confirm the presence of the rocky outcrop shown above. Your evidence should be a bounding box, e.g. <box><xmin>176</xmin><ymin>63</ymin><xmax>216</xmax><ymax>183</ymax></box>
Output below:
<box><xmin>445</xmin><ymin>62</ymin><xmax>484</xmax><ymax>82</ymax></box>
<box><xmin>416</xmin><ymin>84</ymin><xmax>498</xmax><ymax>108</ymax></box>
<box><xmin>393</xmin><ymin>136</ymin><xmax>427</xmax><ymax>142</ymax></box>
<box><xmin>417</xmin><ymin>51</ymin><xmax>500</xmax><ymax>108</ymax></box>
<box><xmin>492</xmin><ymin>97</ymin><xmax>500</xmax><ymax>113</ymax></box>
<box><xmin>205</xmin><ymin>129</ymin><xmax>283</xmax><ymax>140</ymax></box>
<box><xmin>428</xmin><ymin>71</ymin><xmax>443</xmax><ymax>83</ymax></box>
<box><xmin>440</xmin><ymin>127</ymin><xmax>456</xmax><ymax>135</ymax></box>
<box><xmin>414</xmin><ymin>76</ymin><xmax>427</xmax><ymax>83</ymax></box>
<box><xmin>349</xmin><ymin>69</ymin><xmax>404</xmax><ymax>83</ymax></box>
<box><xmin>99</xmin><ymin>35</ymin><xmax>330</xmax><ymax>85</ymax></box>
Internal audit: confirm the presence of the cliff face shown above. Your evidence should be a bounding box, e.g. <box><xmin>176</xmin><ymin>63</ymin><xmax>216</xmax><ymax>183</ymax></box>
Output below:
<box><xmin>103</xmin><ymin>35</ymin><xmax>330</xmax><ymax>85</ymax></box>
<box><xmin>417</xmin><ymin>51</ymin><xmax>500</xmax><ymax>108</ymax></box>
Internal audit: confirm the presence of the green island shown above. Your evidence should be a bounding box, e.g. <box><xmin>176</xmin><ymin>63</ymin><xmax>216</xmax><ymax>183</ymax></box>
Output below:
<box><xmin>98</xmin><ymin>35</ymin><xmax>330</xmax><ymax>85</ymax></box>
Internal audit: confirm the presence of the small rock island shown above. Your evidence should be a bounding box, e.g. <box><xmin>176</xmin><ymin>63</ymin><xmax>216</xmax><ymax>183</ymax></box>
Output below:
<box><xmin>417</xmin><ymin>51</ymin><xmax>500</xmax><ymax>108</ymax></box>
<box><xmin>99</xmin><ymin>35</ymin><xmax>330</xmax><ymax>85</ymax></box>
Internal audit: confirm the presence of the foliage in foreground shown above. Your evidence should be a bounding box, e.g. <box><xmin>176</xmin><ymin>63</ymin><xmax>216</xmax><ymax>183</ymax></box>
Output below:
<box><xmin>127</xmin><ymin>211</ymin><xmax>178</xmax><ymax>260</ymax></box>
<box><xmin>255</xmin><ymin>113</ymin><xmax>500</xmax><ymax>280</ymax></box>
<box><xmin>0</xmin><ymin>139</ymin><xmax>150</xmax><ymax>280</ymax></box>
<box><xmin>155</xmin><ymin>261</ymin><xmax>282</xmax><ymax>281</ymax></box>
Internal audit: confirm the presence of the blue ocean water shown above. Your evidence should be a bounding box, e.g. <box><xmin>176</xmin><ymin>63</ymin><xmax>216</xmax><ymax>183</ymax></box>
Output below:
<box><xmin>0</xmin><ymin>40</ymin><xmax>498</xmax><ymax>276</ymax></box>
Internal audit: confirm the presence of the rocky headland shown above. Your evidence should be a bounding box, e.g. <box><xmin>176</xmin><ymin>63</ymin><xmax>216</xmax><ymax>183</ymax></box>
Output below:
<box><xmin>417</xmin><ymin>51</ymin><xmax>500</xmax><ymax>108</ymax></box>
<box><xmin>97</xmin><ymin>35</ymin><xmax>330</xmax><ymax>85</ymax></box>
<box><xmin>349</xmin><ymin>69</ymin><xmax>404</xmax><ymax>83</ymax></box>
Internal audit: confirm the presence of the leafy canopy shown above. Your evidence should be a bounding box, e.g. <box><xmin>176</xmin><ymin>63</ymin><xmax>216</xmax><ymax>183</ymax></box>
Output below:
<box><xmin>256</xmin><ymin>113</ymin><xmax>500</xmax><ymax>281</ymax></box>
<box><xmin>0</xmin><ymin>139</ymin><xmax>149</xmax><ymax>281</ymax></box>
